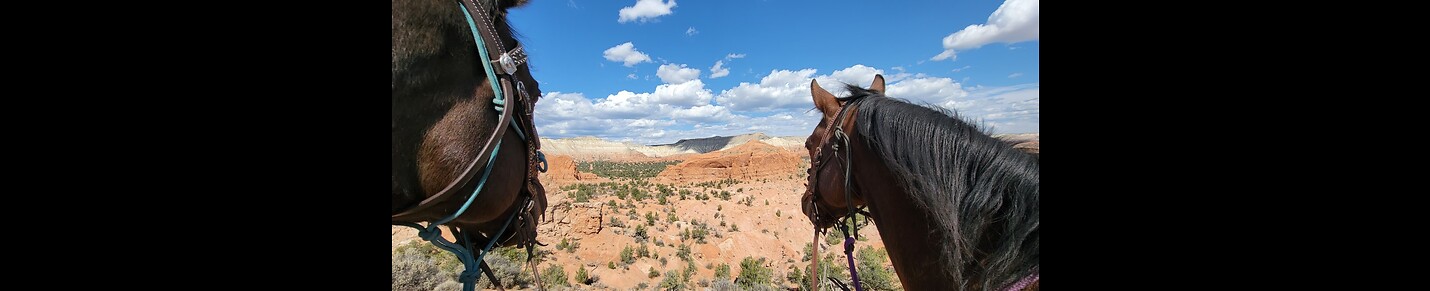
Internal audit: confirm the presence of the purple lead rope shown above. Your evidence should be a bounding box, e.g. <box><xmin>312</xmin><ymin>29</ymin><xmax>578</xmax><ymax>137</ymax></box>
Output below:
<box><xmin>843</xmin><ymin>236</ymin><xmax>864</xmax><ymax>291</ymax></box>
<box><xmin>1003</xmin><ymin>269</ymin><xmax>1039</xmax><ymax>291</ymax></box>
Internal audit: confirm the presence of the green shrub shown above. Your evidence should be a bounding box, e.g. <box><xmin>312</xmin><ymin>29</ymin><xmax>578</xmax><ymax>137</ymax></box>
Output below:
<box><xmin>857</xmin><ymin>246</ymin><xmax>901</xmax><ymax>290</ymax></box>
<box><xmin>575</xmin><ymin>266</ymin><xmax>593</xmax><ymax>285</ymax></box>
<box><xmin>631</xmin><ymin>188</ymin><xmax>650</xmax><ymax>201</ymax></box>
<box><xmin>576</xmin><ymin>160</ymin><xmax>680</xmax><ymax>179</ymax></box>
<box><xmin>621</xmin><ymin>245</ymin><xmax>636</xmax><ymax>264</ymax></box>
<box><xmin>540</xmin><ymin>264</ymin><xmax>568</xmax><ymax>287</ymax></box>
<box><xmin>711</xmin><ymin>279</ymin><xmax>738</xmax><ymax>291</ymax></box>
<box><xmin>634</xmin><ymin>224</ymin><xmax>649</xmax><ymax>241</ymax></box>
<box><xmin>676</xmin><ymin>244</ymin><xmax>692</xmax><ymax>262</ymax></box>
<box><xmin>434</xmin><ymin>281</ymin><xmax>460</xmax><ymax>291</ymax></box>
<box><xmin>683</xmin><ymin>260</ymin><xmax>697</xmax><ymax>282</ymax></box>
<box><xmin>391</xmin><ymin>246</ymin><xmax>454</xmax><ymax>291</ymax></box>
<box><xmin>569</xmin><ymin>188</ymin><xmax>591</xmax><ymax>202</ymax></box>
<box><xmin>660</xmin><ymin>269</ymin><xmax>685</xmax><ymax>290</ymax></box>
<box><xmin>556</xmin><ymin>238</ymin><xmax>578</xmax><ymax>253</ymax></box>
<box><xmin>736</xmin><ymin>257</ymin><xmax>773</xmax><ymax>289</ymax></box>
<box><xmin>637</xmin><ymin>243</ymin><xmax>651</xmax><ymax>258</ymax></box>
<box><xmin>786</xmin><ymin>265</ymin><xmax>803</xmax><ymax>288</ymax></box>
<box><xmin>479</xmin><ymin>246</ymin><xmax>530</xmax><ymax>289</ymax></box>
<box><xmin>802</xmin><ymin>243</ymin><xmax>814</xmax><ymax>262</ymax></box>
<box><xmin>802</xmin><ymin>253</ymin><xmax>847</xmax><ymax>291</ymax></box>
<box><xmin>714</xmin><ymin>263</ymin><xmax>731</xmax><ymax>279</ymax></box>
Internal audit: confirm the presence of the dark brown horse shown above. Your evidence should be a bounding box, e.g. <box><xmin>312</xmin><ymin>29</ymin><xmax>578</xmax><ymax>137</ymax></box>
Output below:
<box><xmin>392</xmin><ymin>0</ymin><xmax>547</xmax><ymax>288</ymax></box>
<box><xmin>802</xmin><ymin>75</ymin><xmax>1039</xmax><ymax>291</ymax></box>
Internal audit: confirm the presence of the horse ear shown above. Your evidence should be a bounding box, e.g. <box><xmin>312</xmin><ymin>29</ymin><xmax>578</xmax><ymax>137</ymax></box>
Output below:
<box><xmin>811</xmin><ymin>79</ymin><xmax>839</xmax><ymax>118</ymax></box>
<box><xmin>870</xmin><ymin>74</ymin><xmax>886</xmax><ymax>93</ymax></box>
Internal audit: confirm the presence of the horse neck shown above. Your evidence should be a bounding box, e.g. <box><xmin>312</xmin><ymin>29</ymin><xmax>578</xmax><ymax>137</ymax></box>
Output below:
<box><xmin>850</xmin><ymin>128</ymin><xmax>1040</xmax><ymax>291</ymax></box>
<box><xmin>845</xmin><ymin>136</ymin><xmax>961</xmax><ymax>290</ymax></box>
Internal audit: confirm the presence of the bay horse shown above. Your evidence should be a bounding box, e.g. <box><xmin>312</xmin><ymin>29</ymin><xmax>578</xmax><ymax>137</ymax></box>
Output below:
<box><xmin>392</xmin><ymin>0</ymin><xmax>548</xmax><ymax>290</ymax></box>
<box><xmin>801</xmin><ymin>75</ymin><xmax>1039</xmax><ymax>291</ymax></box>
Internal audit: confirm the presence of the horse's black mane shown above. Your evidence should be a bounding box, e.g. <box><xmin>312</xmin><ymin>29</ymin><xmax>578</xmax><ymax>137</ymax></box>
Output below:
<box><xmin>844</xmin><ymin>85</ymin><xmax>1039</xmax><ymax>290</ymax></box>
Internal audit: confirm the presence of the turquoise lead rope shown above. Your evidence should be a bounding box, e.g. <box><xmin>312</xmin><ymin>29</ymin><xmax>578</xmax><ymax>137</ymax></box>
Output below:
<box><xmin>463</xmin><ymin>0</ymin><xmax>506</xmax><ymax>111</ymax></box>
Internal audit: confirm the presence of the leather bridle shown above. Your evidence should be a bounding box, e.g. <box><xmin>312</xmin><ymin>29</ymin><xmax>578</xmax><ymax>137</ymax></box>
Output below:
<box><xmin>807</xmin><ymin>94</ymin><xmax>869</xmax><ymax>291</ymax></box>
<box><xmin>808</xmin><ymin>91</ymin><xmax>875</xmax><ymax>231</ymax></box>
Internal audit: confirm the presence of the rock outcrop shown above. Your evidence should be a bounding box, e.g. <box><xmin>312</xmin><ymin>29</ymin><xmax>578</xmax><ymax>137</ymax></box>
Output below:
<box><xmin>653</xmin><ymin>140</ymin><xmax>802</xmax><ymax>184</ymax></box>
<box><xmin>538</xmin><ymin>154</ymin><xmax>600</xmax><ymax>187</ymax></box>
<box><xmin>537</xmin><ymin>202</ymin><xmax>605</xmax><ymax>238</ymax></box>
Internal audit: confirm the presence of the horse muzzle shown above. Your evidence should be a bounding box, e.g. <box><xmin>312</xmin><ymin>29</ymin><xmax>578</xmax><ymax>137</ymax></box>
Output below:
<box><xmin>801</xmin><ymin>189</ymin><xmax>838</xmax><ymax>229</ymax></box>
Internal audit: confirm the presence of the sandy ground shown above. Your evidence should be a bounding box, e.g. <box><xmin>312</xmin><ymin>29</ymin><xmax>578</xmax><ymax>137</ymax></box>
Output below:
<box><xmin>394</xmin><ymin>134</ymin><xmax>1041</xmax><ymax>290</ymax></box>
<box><xmin>393</xmin><ymin>159</ymin><xmax>888</xmax><ymax>290</ymax></box>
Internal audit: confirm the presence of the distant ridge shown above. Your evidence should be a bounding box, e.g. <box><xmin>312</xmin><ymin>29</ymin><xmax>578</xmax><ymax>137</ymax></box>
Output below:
<box><xmin>539</xmin><ymin>132</ymin><xmax>1038</xmax><ymax>160</ymax></box>
<box><xmin>539</xmin><ymin>132</ymin><xmax>805</xmax><ymax>160</ymax></box>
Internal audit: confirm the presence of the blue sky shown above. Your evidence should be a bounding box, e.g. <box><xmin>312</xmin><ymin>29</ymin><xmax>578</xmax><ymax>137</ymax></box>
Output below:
<box><xmin>507</xmin><ymin>0</ymin><xmax>1039</xmax><ymax>145</ymax></box>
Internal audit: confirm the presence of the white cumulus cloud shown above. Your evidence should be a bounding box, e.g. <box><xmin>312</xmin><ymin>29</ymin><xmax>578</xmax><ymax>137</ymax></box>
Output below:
<box><xmin>538</xmin><ymin>64</ymin><xmax>1037</xmax><ymax>145</ymax></box>
<box><xmin>534</xmin><ymin>92</ymin><xmax>595</xmax><ymax>123</ymax></box>
<box><xmin>592</xmin><ymin>90</ymin><xmax>662</xmax><ymax>119</ymax></box>
<box><xmin>618</xmin><ymin>0</ymin><xmax>677</xmax><ymax>23</ymax></box>
<box><xmin>709</xmin><ymin>60</ymin><xmax>730</xmax><ymax>78</ymax></box>
<box><xmin>712</xmin><ymin>65</ymin><xmax>896</xmax><ymax>111</ymax></box>
<box><xmin>671</xmin><ymin>104</ymin><xmax>736</xmax><ymax>123</ymax></box>
<box><xmin>603</xmin><ymin>42</ymin><xmax>652</xmax><ymax>67</ymax></box>
<box><xmin>885</xmin><ymin>77</ymin><xmax>971</xmax><ymax>110</ymax></box>
<box><xmin>656</xmin><ymin>63</ymin><xmax>701</xmax><ymax>84</ymax></box>
<box><xmin>932</xmin><ymin>0</ymin><xmax>1039</xmax><ymax>61</ymax></box>
<box><xmin>648</xmin><ymin>80</ymin><xmax>714</xmax><ymax>106</ymax></box>
<box><xmin>716</xmin><ymin>68</ymin><xmax>820</xmax><ymax>111</ymax></box>
<box><xmin>827</xmin><ymin>65</ymin><xmax>884</xmax><ymax>89</ymax></box>
<box><xmin>587</xmin><ymin>80</ymin><xmax>715</xmax><ymax>119</ymax></box>
<box><xmin>954</xmin><ymin>84</ymin><xmax>1039</xmax><ymax>133</ymax></box>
